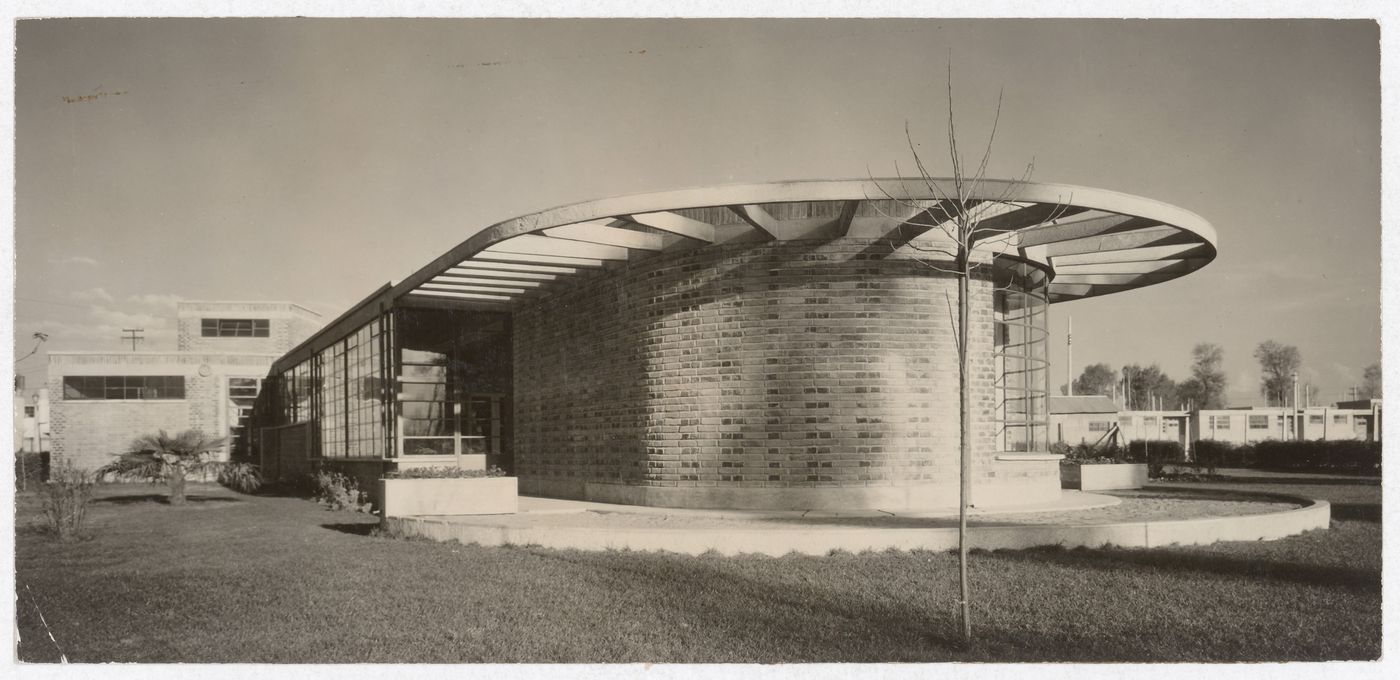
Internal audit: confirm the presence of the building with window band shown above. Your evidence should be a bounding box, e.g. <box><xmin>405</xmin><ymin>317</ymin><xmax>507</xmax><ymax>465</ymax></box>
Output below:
<box><xmin>47</xmin><ymin>301</ymin><xmax>322</xmax><ymax>472</ymax></box>
<box><xmin>248</xmin><ymin>178</ymin><xmax>1217</xmax><ymax>511</ymax></box>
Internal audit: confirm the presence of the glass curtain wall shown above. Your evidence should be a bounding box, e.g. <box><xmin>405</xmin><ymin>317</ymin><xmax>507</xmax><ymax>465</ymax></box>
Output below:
<box><xmin>395</xmin><ymin>307</ymin><xmax>512</xmax><ymax>470</ymax></box>
<box><xmin>992</xmin><ymin>260</ymin><xmax>1050</xmax><ymax>452</ymax></box>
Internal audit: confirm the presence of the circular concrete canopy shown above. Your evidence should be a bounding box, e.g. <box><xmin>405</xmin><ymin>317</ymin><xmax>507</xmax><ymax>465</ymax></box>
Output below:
<box><xmin>394</xmin><ymin>178</ymin><xmax>1217</xmax><ymax>307</ymax></box>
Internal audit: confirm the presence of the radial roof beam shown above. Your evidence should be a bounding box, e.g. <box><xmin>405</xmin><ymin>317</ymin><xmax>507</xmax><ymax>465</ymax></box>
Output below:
<box><xmin>1050</xmin><ymin>272</ymin><xmax>1190</xmax><ymax>286</ymax></box>
<box><xmin>1015</xmin><ymin>213</ymin><xmax>1160</xmax><ymax>249</ymax></box>
<box><xmin>1050</xmin><ymin>242</ymin><xmax>1212</xmax><ymax>267</ymax></box>
<box><xmin>830</xmin><ymin>200</ymin><xmax>860</xmax><ymax>236</ymax></box>
<box><xmin>727</xmin><ymin>204</ymin><xmax>782</xmax><ymax>240</ymax></box>
<box><xmin>623</xmin><ymin>211</ymin><xmax>716</xmax><ymax>243</ymax></box>
<box><xmin>441</xmin><ymin>268</ymin><xmax>561</xmax><ymax>282</ymax></box>
<box><xmin>544</xmin><ymin>221</ymin><xmax>667</xmax><ymax>251</ymax></box>
<box><xmin>484</xmin><ymin>234</ymin><xmax>630</xmax><ymax>261</ymax></box>
<box><xmin>472</xmin><ymin>250</ymin><xmax>610</xmax><ymax>268</ymax></box>
<box><xmin>426</xmin><ymin>277</ymin><xmax>541</xmax><ymax>291</ymax></box>
<box><xmin>449</xmin><ymin>262</ymin><xmax>579</xmax><ymax>276</ymax></box>
<box><xmin>969</xmin><ymin>203</ymin><xmax>1091</xmax><ymax>246</ymax></box>
<box><xmin>420</xmin><ymin>283</ymin><xmax>528</xmax><ymax>296</ymax></box>
<box><xmin>1036</xmin><ymin>225</ymin><xmax>1195</xmax><ymax>258</ymax></box>
<box><xmin>1053</xmin><ymin>258</ymin><xmax>1207</xmax><ymax>277</ymax></box>
<box><xmin>405</xmin><ymin>290</ymin><xmax>515</xmax><ymax>303</ymax></box>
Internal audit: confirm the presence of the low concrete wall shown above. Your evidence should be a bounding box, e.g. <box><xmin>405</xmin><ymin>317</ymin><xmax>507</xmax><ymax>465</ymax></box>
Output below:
<box><xmin>379</xmin><ymin>477</ymin><xmax>518</xmax><ymax>518</ymax></box>
<box><xmin>383</xmin><ymin>496</ymin><xmax>1330</xmax><ymax>556</ymax></box>
<box><xmin>1061</xmin><ymin>463</ymin><xmax>1148</xmax><ymax>491</ymax></box>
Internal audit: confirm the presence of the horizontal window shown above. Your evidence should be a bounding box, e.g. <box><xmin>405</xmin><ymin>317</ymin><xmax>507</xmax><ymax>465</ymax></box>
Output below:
<box><xmin>1334</xmin><ymin>415</ymin><xmax>1349</xmax><ymax>425</ymax></box>
<box><xmin>1088</xmin><ymin>421</ymin><xmax>1111</xmax><ymax>432</ymax></box>
<box><xmin>202</xmin><ymin>318</ymin><xmax>269</xmax><ymax>337</ymax></box>
<box><xmin>63</xmin><ymin>376</ymin><xmax>185</xmax><ymax>400</ymax></box>
<box><xmin>1248</xmin><ymin>415</ymin><xmax>1269</xmax><ymax>429</ymax></box>
<box><xmin>1309</xmin><ymin>415</ymin><xmax>1325</xmax><ymax>425</ymax></box>
<box><xmin>1211</xmin><ymin>416</ymin><xmax>1231</xmax><ymax>430</ymax></box>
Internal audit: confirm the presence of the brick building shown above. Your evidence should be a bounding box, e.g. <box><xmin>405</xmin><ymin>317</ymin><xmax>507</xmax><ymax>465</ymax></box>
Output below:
<box><xmin>251</xmin><ymin>178</ymin><xmax>1217</xmax><ymax>511</ymax></box>
<box><xmin>48</xmin><ymin>302</ymin><xmax>321</xmax><ymax>471</ymax></box>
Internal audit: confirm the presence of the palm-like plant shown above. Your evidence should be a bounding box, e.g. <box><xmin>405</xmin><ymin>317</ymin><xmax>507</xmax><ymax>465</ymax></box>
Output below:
<box><xmin>99</xmin><ymin>429</ymin><xmax>261</xmax><ymax>504</ymax></box>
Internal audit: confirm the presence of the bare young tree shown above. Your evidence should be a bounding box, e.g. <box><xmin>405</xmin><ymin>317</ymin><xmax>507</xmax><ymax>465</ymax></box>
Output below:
<box><xmin>873</xmin><ymin>65</ymin><xmax>1071</xmax><ymax>645</ymax></box>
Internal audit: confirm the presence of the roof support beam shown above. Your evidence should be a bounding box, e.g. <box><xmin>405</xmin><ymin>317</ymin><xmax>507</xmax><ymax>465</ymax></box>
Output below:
<box><xmin>544</xmin><ymin>222</ymin><xmax>667</xmax><ymax>251</ymax></box>
<box><xmin>1016</xmin><ymin>213</ymin><xmax>1159</xmax><ymax>248</ymax></box>
<box><xmin>424</xmin><ymin>279</ymin><xmax>536</xmax><ymax>292</ymax></box>
<box><xmin>1033</xmin><ymin>225</ymin><xmax>1194</xmax><ymax>258</ymax></box>
<box><xmin>1052</xmin><ymin>258</ymin><xmax>1207</xmax><ymax>277</ymax></box>
<box><xmin>727</xmin><ymin>204</ymin><xmax>782</xmax><ymax>240</ymax></box>
<box><xmin>485</xmin><ymin>234</ymin><xmax>630</xmax><ymax>261</ymax></box>
<box><xmin>623</xmin><ymin>211</ymin><xmax>716</xmax><ymax>242</ymax></box>
<box><xmin>472</xmin><ymin>251</ymin><xmax>609</xmax><ymax>268</ymax></box>
<box><xmin>441</xmin><ymin>267</ymin><xmax>560</xmax><ymax>282</ymax></box>
<box><xmin>1050</xmin><ymin>242</ymin><xmax>1212</xmax><ymax>267</ymax></box>
<box><xmin>970</xmin><ymin>203</ymin><xmax>1091</xmax><ymax>246</ymax></box>
<box><xmin>405</xmin><ymin>290</ymin><xmax>515</xmax><ymax>303</ymax></box>
<box><xmin>830</xmin><ymin>200</ymin><xmax>860</xmax><ymax>237</ymax></box>
<box><xmin>449</xmin><ymin>262</ymin><xmax>579</xmax><ymax>276</ymax></box>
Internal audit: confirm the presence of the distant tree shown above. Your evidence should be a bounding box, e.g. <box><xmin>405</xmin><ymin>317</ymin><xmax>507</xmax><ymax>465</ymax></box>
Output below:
<box><xmin>1178</xmin><ymin>342</ymin><xmax>1227</xmax><ymax>410</ymax></box>
<box><xmin>1071</xmin><ymin>363</ymin><xmax>1118</xmax><ymax>397</ymax></box>
<box><xmin>1254</xmin><ymin>340</ymin><xmax>1302</xmax><ymax>406</ymax></box>
<box><xmin>1121</xmin><ymin>363</ymin><xmax>1177</xmax><ymax>410</ymax></box>
<box><xmin>1360</xmin><ymin>362</ymin><xmax>1382</xmax><ymax>400</ymax></box>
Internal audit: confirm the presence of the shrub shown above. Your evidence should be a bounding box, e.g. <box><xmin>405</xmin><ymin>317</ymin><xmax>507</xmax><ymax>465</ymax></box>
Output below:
<box><xmin>14</xmin><ymin>450</ymin><xmax>50</xmax><ymax>490</ymax></box>
<box><xmin>40</xmin><ymin>464</ymin><xmax>95</xmax><ymax>541</ymax></box>
<box><xmin>1126</xmin><ymin>439</ymin><xmax>1185</xmax><ymax>477</ymax></box>
<box><xmin>1251</xmin><ymin>439</ymin><xmax>1381</xmax><ymax>474</ymax></box>
<box><xmin>383</xmin><ymin>465</ymin><xmax>509</xmax><ymax>480</ymax></box>
<box><xmin>217</xmin><ymin>462</ymin><xmax>264</xmax><ymax>494</ymax></box>
<box><xmin>312</xmin><ymin>470</ymin><xmax>372</xmax><ymax>513</ymax></box>
<box><xmin>1059</xmin><ymin>442</ymin><xmax>1128</xmax><ymax>465</ymax></box>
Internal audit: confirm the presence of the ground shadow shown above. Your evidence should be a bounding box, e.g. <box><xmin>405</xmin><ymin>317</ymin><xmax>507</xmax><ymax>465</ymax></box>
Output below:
<box><xmin>92</xmin><ymin>494</ymin><xmax>243</xmax><ymax>506</ymax></box>
<box><xmin>994</xmin><ymin>543</ymin><xmax>1380</xmax><ymax>593</ymax></box>
<box><xmin>322</xmin><ymin>522</ymin><xmax>380</xmax><ymax>536</ymax></box>
<box><xmin>1330</xmin><ymin>503</ymin><xmax>1382</xmax><ymax>522</ymax></box>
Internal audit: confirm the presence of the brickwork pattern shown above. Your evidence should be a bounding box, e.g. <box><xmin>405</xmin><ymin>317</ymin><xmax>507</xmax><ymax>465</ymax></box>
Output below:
<box><xmin>176</xmin><ymin>302</ymin><xmax>320</xmax><ymax>354</ymax></box>
<box><xmin>513</xmin><ymin>238</ymin><xmax>1045</xmax><ymax>503</ymax></box>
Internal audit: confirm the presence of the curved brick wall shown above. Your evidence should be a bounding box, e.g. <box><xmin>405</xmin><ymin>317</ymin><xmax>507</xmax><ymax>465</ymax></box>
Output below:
<box><xmin>512</xmin><ymin>238</ymin><xmax>1060</xmax><ymax>510</ymax></box>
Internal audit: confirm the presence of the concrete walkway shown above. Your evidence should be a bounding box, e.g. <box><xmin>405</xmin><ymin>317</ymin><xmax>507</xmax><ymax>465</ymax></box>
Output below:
<box><xmin>383</xmin><ymin>488</ymin><xmax>1330</xmax><ymax>556</ymax></box>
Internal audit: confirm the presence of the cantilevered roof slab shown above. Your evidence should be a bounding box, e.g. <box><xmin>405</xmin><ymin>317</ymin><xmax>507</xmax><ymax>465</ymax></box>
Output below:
<box><xmin>391</xmin><ymin>178</ymin><xmax>1216</xmax><ymax>309</ymax></box>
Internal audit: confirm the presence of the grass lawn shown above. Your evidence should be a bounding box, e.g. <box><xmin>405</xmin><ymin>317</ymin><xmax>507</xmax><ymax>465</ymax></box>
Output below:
<box><xmin>13</xmin><ymin>476</ymin><xmax>1381</xmax><ymax>663</ymax></box>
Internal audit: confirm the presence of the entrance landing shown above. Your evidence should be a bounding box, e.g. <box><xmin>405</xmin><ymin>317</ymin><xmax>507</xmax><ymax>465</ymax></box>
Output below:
<box><xmin>382</xmin><ymin>490</ymin><xmax>1329</xmax><ymax>556</ymax></box>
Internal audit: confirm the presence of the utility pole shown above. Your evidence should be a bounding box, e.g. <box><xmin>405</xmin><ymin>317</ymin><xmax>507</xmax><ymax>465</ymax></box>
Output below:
<box><xmin>1291</xmin><ymin>371</ymin><xmax>1299</xmax><ymax>440</ymax></box>
<box><xmin>121</xmin><ymin>328</ymin><xmax>145</xmax><ymax>351</ymax></box>
<box><xmin>1065</xmin><ymin>314</ymin><xmax>1073</xmax><ymax>397</ymax></box>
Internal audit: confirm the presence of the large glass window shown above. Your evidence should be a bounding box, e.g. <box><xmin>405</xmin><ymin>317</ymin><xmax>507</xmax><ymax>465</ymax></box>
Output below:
<box><xmin>992</xmin><ymin>260</ymin><xmax>1050</xmax><ymax>452</ymax></box>
<box><xmin>202</xmin><ymin>318</ymin><xmax>270</xmax><ymax>337</ymax></box>
<box><xmin>63</xmin><ymin>376</ymin><xmax>185</xmax><ymax>400</ymax></box>
<box><xmin>316</xmin><ymin>316</ymin><xmax>389</xmax><ymax>459</ymax></box>
<box><xmin>396</xmin><ymin>307</ymin><xmax>512</xmax><ymax>470</ymax></box>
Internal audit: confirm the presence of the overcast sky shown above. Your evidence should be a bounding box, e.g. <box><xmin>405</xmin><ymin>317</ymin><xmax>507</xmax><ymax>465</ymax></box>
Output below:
<box><xmin>11</xmin><ymin>18</ymin><xmax>1382</xmax><ymax>406</ymax></box>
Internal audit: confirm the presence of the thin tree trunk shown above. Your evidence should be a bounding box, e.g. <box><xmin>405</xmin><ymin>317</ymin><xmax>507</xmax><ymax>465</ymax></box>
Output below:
<box><xmin>169</xmin><ymin>469</ymin><xmax>187</xmax><ymax>505</ymax></box>
<box><xmin>957</xmin><ymin>253</ymin><xmax>973</xmax><ymax>645</ymax></box>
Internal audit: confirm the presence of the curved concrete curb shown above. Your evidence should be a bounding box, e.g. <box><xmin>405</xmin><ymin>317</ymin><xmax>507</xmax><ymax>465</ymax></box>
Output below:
<box><xmin>382</xmin><ymin>497</ymin><xmax>1331</xmax><ymax>557</ymax></box>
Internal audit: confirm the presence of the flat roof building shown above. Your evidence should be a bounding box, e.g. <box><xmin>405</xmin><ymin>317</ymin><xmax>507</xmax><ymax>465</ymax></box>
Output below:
<box><xmin>249</xmin><ymin>178</ymin><xmax>1217</xmax><ymax>511</ymax></box>
<box><xmin>48</xmin><ymin>302</ymin><xmax>321</xmax><ymax>472</ymax></box>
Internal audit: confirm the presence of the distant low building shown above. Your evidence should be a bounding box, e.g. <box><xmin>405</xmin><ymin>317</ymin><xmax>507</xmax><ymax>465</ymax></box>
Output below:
<box><xmin>1051</xmin><ymin>394</ymin><xmax>1381</xmax><ymax>450</ymax></box>
<box><xmin>47</xmin><ymin>301</ymin><xmax>321</xmax><ymax>472</ymax></box>
<box><xmin>1193</xmin><ymin>403</ymin><xmax>1381</xmax><ymax>445</ymax></box>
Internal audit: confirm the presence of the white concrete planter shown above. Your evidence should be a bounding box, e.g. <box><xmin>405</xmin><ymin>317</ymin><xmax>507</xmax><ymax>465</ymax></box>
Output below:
<box><xmin>379</xmin><ymin>476</ymin><xmax>518</xmax><ymax>518</ymax></box>
<box><xmin>1061</xmin><ymin>463</ymin><xmax>1149</xmax><ymax>491</ymax></box>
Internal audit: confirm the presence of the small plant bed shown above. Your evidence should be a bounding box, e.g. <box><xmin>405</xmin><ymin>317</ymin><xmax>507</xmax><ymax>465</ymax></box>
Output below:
<box><xmin>379</xmin><ymin>466</ymin><xmax>517</xmax><ymax>517</ymax></box>
<box><xmin>383</xmin><ymin>465</ymin><xmax>508</xmax><ymax>479</ymax></box>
